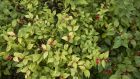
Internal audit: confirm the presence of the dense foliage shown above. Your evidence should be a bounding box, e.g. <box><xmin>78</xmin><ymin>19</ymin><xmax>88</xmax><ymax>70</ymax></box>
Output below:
<box><xmin>0</xmin><ymin>0</ymin><xmax>140</xmax><ymax>79</ymax></box>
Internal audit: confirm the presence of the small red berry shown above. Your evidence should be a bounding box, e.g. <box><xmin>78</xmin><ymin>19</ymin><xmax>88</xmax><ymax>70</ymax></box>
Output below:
<box><xmin>95</xmin><ymin>14</ymin><xmax>100</xmax><ymax>20</ymax></box>
<box><xmin>96</xmin><ymin>58</ymin><xmax>101</xmax><ymax>65</ymax></box>
<box><xmin>107</xmin><ymin>69</ymin><xmax>112</xmax><ymax>74</ymax></box>
<box><xmin>6</xmin><ymin>55</ymin><xmax>13</xmax><ymax>61</ymax></box>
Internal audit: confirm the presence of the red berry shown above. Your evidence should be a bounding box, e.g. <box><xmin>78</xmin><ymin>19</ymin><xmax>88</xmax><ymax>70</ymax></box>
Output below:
<box><xmin>96</xmin><ymin>58</ymin><xmax>100</xmax><ymax>65</ymax></box>
<box><xmin>95</xmin><ymin>14</ymin><xmax>100</xmax><ymax>20</ymax></box>
<box><xmin>107</xmin><ymin>69</ymin><xmax>112</xmax><ymax>74</ymax></box>
<box><xmin>6</xmin><ymin>55</ymin><xmax>13</xmax><ymax>61</ymax></box>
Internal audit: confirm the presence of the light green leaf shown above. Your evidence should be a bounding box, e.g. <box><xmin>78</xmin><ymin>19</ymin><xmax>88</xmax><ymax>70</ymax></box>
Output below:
<box><xmin>13</xmin><ymin>57</ymin><xmax>19</xmax><ymax>62</ymax></box>
<box><xmin>23</xmin><ymin>59</ymin><xmax>28</xmax><ymax>65</ymax></box>
<box><xmin>79</xmin><ymin>66</ymin><xmax>85</xmax><ymax>71</ymax></box>
<box><xmin>78</xmin><ymin>61</ymin><xmax>85</xmax><ymax>65</ymax></box>
<box><xmin>32</xmin><ymin>54</ymin><xmax>41</xmax><ymax>62</ymax></box>
<box><xmin>84</xmin><ymin>69</ymin><xmax>90</xmax><ymax>78</ymax></box>
<box><xmin>62</xmin><ymin>73</ymin><xmax>70</xmax><ymax>78</ymax></box>
<box><xmin>52</xmin><ymin>70</ymin><xmax>60</xmax><ymax>77</ymax></box>
<box><xmin>14</xmin><ymin>52</ymin><xmax>24</xmax><ymax>58</ymax></box>
<box><xmin>73</xmin><ymin>26</ymin><xmax>79</xmax><ymax>31</ymax></box>
<box><xmin>29</xmin><ymin>63</ymin><xmax>36</xmax><ymax>72</ymax></box>
<box><xmin>64</xmin><ymin>44</ymin><xmax>69</xmax><ymax>50</ymax></box>
<box><xmin>43</xmin><ymin>51</ymin><xmax>48</xmax><ymax>59</ymax></box>
<box><xmin>18</xmin><ymin>38</ymin><xmax>22</xmax><ymax>44</ymax></box>
<box><xmin>27</xmin><ymin>44</ymin><xmax>33</xmax><ymax>50</ymax></box>
<box><xmin>73</xmin><ymin>62</ymin><xmax>77</xmax><ymax>69</ymax></box>
<box><xmin>103</xmin><ymin>51</ymin><xmax>109</xmax><ymax>58</ymax></box>
<box><xmin>102</xmin><ymin>60</ymin><xmax>106</xmax><ymax>68</ymax></box>
<box><xmin>21</xmin><ymin>67</ymin><xmax>28</xmax><ymax>73</ymax></box>
<box><xmin>62</xmin><ymin>36</ymin><xmax>68</xmax><ymax>41</ymax></box>
<box><xmin>6</xmin><ymin>44</ymin><xmax>11</xmax><ymax>52</ymax></box>
<box><xmin>40</xmin><ymin>76</ymin><xmax>47</xmax><ymax>79</ymax></box>
<box><xmin>48</xmin><ymin>58</ymin><xmax>54</xmax><ymax>63</ymax></box>
<box><xmin>76</xmin><ymin>0</ymin><xmax>88</xmax><ymax>4</ymax></box>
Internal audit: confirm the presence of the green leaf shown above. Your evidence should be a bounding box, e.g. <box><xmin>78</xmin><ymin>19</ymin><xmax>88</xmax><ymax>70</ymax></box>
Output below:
<box><xmin>52</xmin><ymin>70</ymin><xmax>60</xmax><ymax>77</ymax></box>
<box><xmin>0</xmin><ymin>56</ymin><xmax>3</xmax><ymax>61</ymax></box>
<box><xmin>103</xmin><ymin>51</ymin><xmax>109</xmax><ymax>58</ymax></box>
<box><xmin>72</xmin><ymin>62</ymin><xmax>77</xmax><ymax>69</ymax></box>
<box><xmin>133</xmin><ymin>70</ymin><xmax>140</xmax><ymax>79</ymax></box>
<box><xmin>62</xmin><ymin>73</ymin><xmax>70</xmax><ymax>78</ymax></box>
<box><xmin>122</xmin><ymin>75</ymin><xmax>130</xmax><ymax>79</ymax></box>
<box><xmin>18</xmin><ymin>38</ymin><xmax>22</xmax><ymax>44</ymax></box>
<box><xmin>12</xmin><ymin>20</ymin><xmax>17</xmax><ymax>27</ymax></box>
<box><xmin>28</xmin><ymin>63</ymin><xmax>36</xmax><ymax>72</ymax></box>
<box><xmin>6</xmin><ymin>44</ymin><xmax>11</xmax><ymax>52</ymax></box>
<box><xmin>27</xmin><ymin>44</ymin><xmax>33</xmax><ymax>50</ymax></box>
<box><xmin>14</xmin><ymin>52</ymin><xmax>24</xmax><ymax>58</ymax></box>
<box><xmin>73</xmin><ymin>26</ymin><xmax>79</xmax><ymax>31</ymax></box>
<box><xmin>43</xmin><ymin>51</ymin><xmax>48</xmax><ymax>59</ymax></box>
<box><xmin>113</xmin><ymin>36</ymin><xmax>122</xmax><ymax>48</ymax></box>
<box><xmin>110</xmin><ymin>74</ymin><xmax>121</xmax><ymax>79</ymax></box>
<box><xmin>130</xmin><ymin>39</ymin><xmax>136</xmax><ymax>48</ymax></box>
<box><xmin>79</xmin><ymin>66</ymin><xmax>85</xmax><ymax>71</ymax></box>
<box><xmin>101</xmin><ymin>60</ymin><xmax>106</xmax><ymax>68</ymax></box>
<box><xmin>135</xmin><ymin>56</ymin><xmax>140</xmax><ymax>66</ymax></box>
<box><xmin>135</xmin><ymin>31</ymin><xmax>140</xmax><ymax>40</ymax></box>
<box><xmin>21</xmin><ymin>67</ymin><xmax>28</xmax><ymax>73</ymax></box>
<box><xmin>23</xmin><ymin>59</ymin><xmax>28</xmax><ymax>65</ymax></box>
<box><xmin>32</xmin><ymin>54</ymin><xmax>41</xmax><ymax>62</ymax></box>
<box><xmin>64</xmin><ymin>44</ymin><xmax>69</xmax><ymax>50</ymax></box>
<box><xmin>40</xmin><ymin>76</ymin><xmax>47</xmax><ymax>79</ymax></box>
<box><xmin>84</xmin><ymin>69</ymin><xmax>90</xmax><ymax>78</ymax></box>
<box><xmin>78</xmin><ymin>61</ymin><xmax>85</xmax><ymax>65</ymax></box>
<box><xmin>48</xmin><ymin>58</ymin><xmax>54</xmax><ymax>63</ymax></box>
<box><xmin>114</xmin><ymin>19</ymin><xmax>119</xmax><ymax>27</ymax></box>
<box><xmin>76</xmin><ymin>0</ymin><xmax>88</xmax><ymax>4</ymax></box>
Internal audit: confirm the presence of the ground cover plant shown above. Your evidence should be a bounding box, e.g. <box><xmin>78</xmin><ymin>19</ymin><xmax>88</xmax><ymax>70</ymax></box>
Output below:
<box><xmin>0</xmin><ymin>0</ymin><xmax>140</xmax><ymax>79</ymax></box>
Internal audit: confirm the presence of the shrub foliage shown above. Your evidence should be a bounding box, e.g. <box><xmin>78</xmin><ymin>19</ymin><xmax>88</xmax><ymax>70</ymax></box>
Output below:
<box><xmin>0</xmin><ymin>0</ymin><xmax>140</xmax><ymax>79</ymax></box>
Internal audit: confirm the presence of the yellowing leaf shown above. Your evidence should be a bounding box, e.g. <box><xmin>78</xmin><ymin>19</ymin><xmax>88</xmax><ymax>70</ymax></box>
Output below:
<box><xmin>13</xmin><ymin>57</ymin><xmax>19</xmax><ymax>62</ymax></box>
<box><xmin>78</xmin><ymin>61</ymin><xmax>85</xmax><ymax>65</ymax></box>
<box><xmin>41</xmin><ymin>44</ymin><xmax>47</xmax><ymax>50</ymax></box>
<box><xmin>7</xmin><ymin>32</ymin><xmax>15</xmax><ymax>36</ymax></box>
<box><xmin>69</xmin><ymin>32</ymin><xmax>74</xmax><ymax>39</ymax></box>
<box><xmin>62</xmin><ymin>36</ymin><xmax>68</xmax><ymax>41</ymax></box>
<box><xmin>104</xmin><ymin>51</ymin><xmax>109</xmax><ymax>58</ymax></box>
<box><xmin>47</xmin><ymin>38</ymin><xmax>53</xmax><ymax>45</ymax></box>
